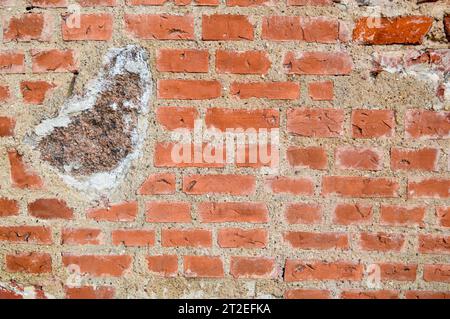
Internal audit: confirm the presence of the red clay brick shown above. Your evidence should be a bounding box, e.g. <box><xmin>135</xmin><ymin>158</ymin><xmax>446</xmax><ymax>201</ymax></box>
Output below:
<box><xmin>146</xmin><ymin>201</ymin><xmax>191</xmax><ymax>223</ymax></box>
<box><xmin>285</xmin><ymin>203</ymin><xmax>322</xmax><ymax>225</ymax></box>
<box><xmin>202</xmin><ymin>15</ymin><xmax>253</xmax><ymax>40</ymax></box>
<box><xmin>157</xmin><ymin>49</ymin><xmax>208</xmax><ymax>73</ymax></box>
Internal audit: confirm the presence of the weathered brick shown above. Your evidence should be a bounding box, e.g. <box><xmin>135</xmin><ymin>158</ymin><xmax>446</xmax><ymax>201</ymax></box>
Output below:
<box><xmin>124</xmin><ymin>14</ymin><xmax>194</xmax><ymax>40</ymax></box>
<box><xmin>284</xmin><ymin>52</ymin><xmax>352</xmax><ymax>75</ymax></box>
<box><xmin>218</xmin><ymin>228</ymin><xmax>267</xmax><ymax>248</ymax></box>
<box><xmin>287</xmin><ymin>108</ymin><xmax>344</xmax><ymax>137</ymax></box>
<box><xmin>322</xmin><ymin>176</ymin><xmax>399</xmax><ymax>198</ymax></box>
<box><xmin>230</xmin><ymin>82</ymin><xmax>300</xmax><ymax>100</ymax></box>
<box><xmin>199</xmin><ymin>202</ymin><xmax>268</xmax><ymax>223</ymax></box>
<box><xmin>285</xmin><ymin>260</ymin><xmax>363</xmax><ymax>282</ymax></box>
<box><xmin>157</xmin><ymin>49</ymin><xmax>208</xmax><ymax>73</ymax></box>
<box><xmin>62</xmin><ymin>255</ymin><xmax>132</xmax><ymax>277</ymax></box>
<box><xmin>216</xmin><ymin>50</ymin><xmax>271</xmax><ymax>74</ymax></box>
<box><xmin>62</xmin><ymin>13</ymin><xmax>113</xmax><ymax>41</ymax></box>
<box><xmin>146</xmin><ymin>201</ymin><xmax>191</xmax><ymax>223</ymax></box>
<box><xmin>183</xmin><ymin>175</ymin><xmax>256</xmax><ymax>195</ymax></box>
<box><xmin>353</xmin><ymin>16</ymin><xmax>433</xmax><ymax>45</ymax></box>
<box><xmin>184</xmin><ymin>256</ymin><xmax>224</xmax><ymax>278</ymax></box>
<box><xmin>158</xmin><ymin>80</ymin><xmax>221</xmax><ymax>100</ymax></box>
<box><xmin>333</xmin><ymin>203</ymin><xmax>373</xmax><ymax>225</ymax></box>
<box><xmin>202</xmin><ymin>15</ymin><xmax>253</xmax><ymax>40</ymax></box>
<box><xmin>285</xmin><ymin>203</ymin><xmax>322</xmax><ymax>224</ymax></box>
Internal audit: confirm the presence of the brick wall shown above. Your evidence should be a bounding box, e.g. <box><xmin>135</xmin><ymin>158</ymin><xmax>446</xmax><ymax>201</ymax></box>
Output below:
<box><xmin>0</xmin><ymin>0</ymin><xmax>449</xmax><ymax>299</ymax></box>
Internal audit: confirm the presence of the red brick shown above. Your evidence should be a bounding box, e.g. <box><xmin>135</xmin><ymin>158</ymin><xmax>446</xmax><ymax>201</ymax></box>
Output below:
<box><xmin>28</xmin><ymin>198</ymin><xmax>73</xmax><ymax>220</ymax></box>
<box><xmin>138</xmin><ymin>173</ymin><xmax>176</xmax><ymax>195</ymax></box>
<box><xmin>284</xmin><ymin>231</ymin><xmax>348</xmax><ymax>250</ymax></box>
<box><xmin>287</xmin><ymin>108</ymin><xmax>344</xmax><ymax>137</ymax></box>
<box><xmin>360</xmin><ymin>232</ymin><xmax>405</xmax><ymax>252</ymax></box>
<box><xmin>62</xmin><ymin>13</ymin><xmax>113</xmax><ymax>41</ymax></box>
<box><xmin>6</xmin><ymin>253</ymin><xmax>52</xmax><ymax>274</ymax></box>
<box><xmin>158</xmin><ymin>80</ymin><xmax>221</xmax><ymax>100</ymax></box>
<box><xmin>124</xmin><ymin>14</ymin><xmax>194</xmax><ymax>40</ymax></box>
<box><xmin>284</xmin><ymin>289</ymin><xmax>331</xmax><ymax>299</ymax></box>
<box><xmin>62</xmin><ymin>255</ymin><xmax>132</xmax><ymax>277</ymax></box>
<box><xmin>419</xmin><ymin>235</ymin><xmax>450</xmax><ymax>254</ymax></box>
<box><xmin>0</xmin><ymin>287</ymin><xmax>22</xmax><ymax>299</ymax></box>
<box><xmin>308</xmin><ymin>81</ymin><xmax>334</xmax><ymax>101</ymax></box>
<box><xmin>32</xmin><ymin>0</ymin><xmax>68</xmax><ymax>7</ymax></box>
<box><xmin>162</xmin><ymin>229</ymin><xmax>211</xmax><ymax>247</ymax></box>
<box><xmin>3</xmin><ymin>13</ymin><xmax>52</xmax><ymax>42</ymax></box>
<box><xmin>408</xmin><ymin>178</ymin><xmax>450</xmax><ymax>199</ymax></box>
<box><xmin>218</xmin><ymin>228</ymin><xmax>267</xmax><ymax>248</ymax></box>
<box><xmin>205</xmin><ymin>108</ymin><xmax>279</xmax><ymax>131</ymax></box>
<box><xmin>146</xmin><ymin>201</ymin><xmax>191</xmax><ymax>223</ymax></box>
<box><xmin>147</xmin><ymin>255</ymin><xmax>178</xmax><ymax>277</ymax></box>
<box><xmin>0</xmin><ymin>226</ymin><xmax>52</xmax><ymax>244</ymax></box>
<box><xmin>65</xmin><ymin>286</ymin><xmax>115</xmax><ymax>299</ymax></box>
<box><xmin>112</xmin><ymin>230</ymin><xmax>155</xmax><ymax>247</ymax></box>
<box><xmin>0</xmin><ymin>117</ymin><xmax>15</xmax><ymax>137</ymax></box>
<box><xmin>380</xmin><ymin>205</ymin><xmax>425</xmax><ymax>227</ymax></box>
<box><xmin>156</xmin><ymin>107</ymin><xmax>198</xmax><ymax>131</ymax></box>
<box><xmin>230</xmin><ymin>256</ymin><xmax>276</xmax><ymax>279</ymax></box>
<box><xmin>437</xmin><ymin>207</ymin><xmax>450</xmax><ymax>227</ymax></box>
<box><xmin>423</xmin><ymin>264</ymin><xmax>450</xmax><ymax>283</ymax></box>
<box><xmin>405</xmin><ymin>291</ymin><xmax>450</xmax><ymax>299</ymax></box>
<box><xmin>157</xmin><ymin>49</ymin><xmax>208</xmax><ymax>73</ymax></box>
<box><xmin>301</xmin><ymin>17</ymin><xmax>339</xmax><ymax>43</ymax></box>
<box><xmin>285</xmin><ymin>203</ymin><xmax>322</xmax><ymax>225</ymax></box>
<box><xmin>199</xmin><ymin>202</ymin><xmax>268</xmax><ymax>223</ymax></box>
<box><xmin>31</xmin><ymin>49</ymin><xmax>77</xmax><ymax>73</ymax></box>
<box><xmin>184</xmin><ymin>256</ymin><xmax>224</xmax><ymax>278</ymax></box>
<box><xmin>174</xmin><ymin>0</ymin><xmax>218</xmax><ymax>5</ymax></box>
<box><xmin>230</xmin><ymin>82</ymin><xmax>299</xmax><ymax>100</ymax></box>
<box><xmin>8</xmin><ymin>150</ymin><xmax>43</xmax><ymax>189</ymax></box>
<box><xmin>288</xmin><ymin>0</ymin><xmax>333</xmax><ymax>5</ymax></box>
<box><xmin>184</xmin><ymin>175</ymin><xmax>256</xmax><ymax>195</ymax></box>
<box><xmin>262</xmin><ymin>16</ymin><xmax>302</xmax><ymax>41</ymax></box>
<box><xmin>284</xmin><ymin>52</ymin><xmax>352</xmax><ymax>75</ymax></box>
<box><xmin>262</xmin><ymin>16</ymin><xmax>338</xmax><ymax>43</ymax></box>
<box><xmin>154</xmin><ymin>142</ymin><xmax>225</xmax><ymax>168</ymax></box>
<box><xmin>87</xmin><ymin>201</ymin><xmax>138</xmax><ymax>222</ymax></box>
<box><xmin>322</xmin><ymin>176</ymin><xmax>399</xmax><ymax>198</ymax></box>
<box><xmin>405</xmin><ymin>110</ymin><xmax>449</xmax><ymax>139</ymax></box>
<box><xmin>235</xmin><ymin>143</ymin><xmax>279</xmax><ymax>169</ymax></box>
<box><xmin>287</xmin><ymin>146</ymin><xmax>327</xmax><ymax>170</ymax></box>
<box><xmin>352</xmin><ymin>109</ymin><xmax>395</xmax><ymax>138</ymax></box>
<box><xmin>0</xmin><ymin>198</ymin><xmax>19</xmax><ymax>217</ymax></box>
<box><xmin>62</xmin><ymin>228</ymin><xmax>102</xmax><ymax>245</ymax></box>
<box><xmin>333</xmin><ymin>203</ymin><xmax>373</xmax><ymax>225</ymax></box>
<box><xmin>0</xmin><ymin>85</ymin><xmax>10</xmax><ymax>102</ymax></box>
<box><xmin>77</xmin><ymin>0</ymin><xmax>116</xmax><ymax>5</ymax></box>
<box><xmin>0</xmin><ymin>51</ymin><xmax>25</xmax><ymax>73</ymax></box>
<box><xmin>335</xmin><ymin>147</ymin><xmax>382</xmax><ymax>171</ymax></box>
<box><xmin>127</xmin><ymin>0</ymin><xmax>166</xmax><ymax>4</ymax></box>
<box><xmin>226</xmin><ymin>0</ymin><xmax>268</xmax><ymax>5</ymax></box>
<box><xmin>341</xmin><ymin>290</ymin><xmax>399</xmax><ymax>299</ymax></box>
<box><xmin>284</xmin><ymin>260</ymin><xmax>363</xmax><ymax>282</ymax></box>
<box><xmin>379</xmin><ymin>263</ymin><xmax>417</xmax><ymax>282</ymax></box>
<box><xmin>265</xmin><ymin>176</ymin><xmax>314</xmax><ymax>195</ymax></box>
<box><xmin>20</xmin><ymin>81</ymin><xmax>56</xmax><ymax>104</ymax></box>
<box><xmin>216</xmin><ymin>50</ymin><xmax>270</xmax><ymax>74</ymax></box>
<box><xmin>391</xmin><ymin>148</ymin><xmax>439</xmax><ymax>171</ymax></box>
<box><xmin>353</xmin><ymin>16</ymin><xmax>433</xmax><ymax>45</ymax></box>
<box><xmin>202</xmin><ymin>15</ymin><xmax>253</xmax><ymax>40</ymax></box>
<box><xmin>445</xmin><ymin>14</ymin><xmax>450</xmax><ymax>42</ymax></box>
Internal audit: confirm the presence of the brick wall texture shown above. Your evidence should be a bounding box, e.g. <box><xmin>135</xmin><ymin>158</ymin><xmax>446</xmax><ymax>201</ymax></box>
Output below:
<box><xmin>0</xmin><ymin>0</ymin><xmax>449</xmax><ymax>299</ymax></box>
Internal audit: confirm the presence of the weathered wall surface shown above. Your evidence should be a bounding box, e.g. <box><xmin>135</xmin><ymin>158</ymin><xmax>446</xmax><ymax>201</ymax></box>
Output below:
<box><xmin>0</xmin><ymin>0</ymin><xmax>449</xmax><ymax>299</ymax></box>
